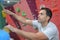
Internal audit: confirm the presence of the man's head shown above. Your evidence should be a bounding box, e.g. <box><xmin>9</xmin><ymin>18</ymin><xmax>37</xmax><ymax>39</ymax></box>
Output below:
<box><xmin>38</xmin><ymin>8</ymin><xmax>52</xmax><ymax>23</ymax></box>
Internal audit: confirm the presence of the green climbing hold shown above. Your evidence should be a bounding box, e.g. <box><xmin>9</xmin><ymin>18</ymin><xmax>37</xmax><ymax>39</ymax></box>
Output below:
<box><xmin>22</xmin><ymin>11</ymin><xmax>26</xmax><ymax>16</ymax></box>
<box><xmin>16</xmin><ymin>8</ymin><xmax>20</xmax><ymax>13</ymax></box>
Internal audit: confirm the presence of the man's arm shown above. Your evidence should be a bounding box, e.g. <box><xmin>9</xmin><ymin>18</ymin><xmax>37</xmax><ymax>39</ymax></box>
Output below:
<box><xmin>6</xmin><ymin>25</ymin><xmax>48</xmax><ymax>40</ymax></box>
<box><xmin>15</xmin><ymin>28</ymin><xmax>48</xmax><ymax>40</ymax></box>
<box><xmin>4</xmin><ymin>9</ymin><xmax>33</xmax><ymax>25</ymax></box>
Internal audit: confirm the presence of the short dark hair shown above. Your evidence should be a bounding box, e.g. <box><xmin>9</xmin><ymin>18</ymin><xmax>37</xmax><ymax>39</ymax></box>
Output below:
<box><xmin>41</xmin><ymin>8</ymin><xmax>52</xmax><ymax>21</ymax></box>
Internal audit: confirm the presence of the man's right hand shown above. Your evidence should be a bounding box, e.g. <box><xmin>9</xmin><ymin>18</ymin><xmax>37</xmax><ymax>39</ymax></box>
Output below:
<box><xmin>3</xmin><ymin>9</ymin><xmax>14</xmax><ymax>15</ymax></box>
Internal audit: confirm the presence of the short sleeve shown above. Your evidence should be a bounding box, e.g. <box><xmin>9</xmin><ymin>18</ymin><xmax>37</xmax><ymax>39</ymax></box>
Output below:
<box><xmin>32</xmin><ymin>20</ymin><xmax>38</xmax><ymax>29</ymax></box>
<box><xmin>42</xmin><ymin>27</ymin><xmax>56</xmax><ymax>40</ymax></box>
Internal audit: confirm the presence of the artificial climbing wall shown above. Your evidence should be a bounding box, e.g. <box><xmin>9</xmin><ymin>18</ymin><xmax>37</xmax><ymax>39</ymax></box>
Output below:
<box><xmin>35</xmin><ymin>0</ymin><xmax>60</xmax><ymax>39</ymax></box>
<box><xmin>6</xmin><ymin>0</ymin><xmax>37</xmax><ymax>40</ymax></box>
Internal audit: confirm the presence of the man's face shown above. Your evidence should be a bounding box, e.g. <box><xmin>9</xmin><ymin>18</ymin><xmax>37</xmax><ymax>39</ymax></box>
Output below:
<box><xmin>38</xmin><ymin>10</ymin><xmax>49</xmax><ymax>23</ymax></box>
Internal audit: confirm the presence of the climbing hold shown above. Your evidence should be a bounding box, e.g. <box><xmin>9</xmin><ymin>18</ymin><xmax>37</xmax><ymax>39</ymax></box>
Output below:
<box><xmin>22</xmin><ymin>11</ymin><xmax>26</xmax><ymax>16</ymax></box>
<box><xmin>16</xmin><ymin>8</ymin><xmax>20</xmax><ymax>13</ymax></box>
<box><xmin>2</xmin><ymin>10</ymin><xmax>6</xmax><ymax>18</ymax></box>
<box><xmin>3</xmin><ymin>27</ymin><xmax>10</xmax><ymax>33</ymax></box>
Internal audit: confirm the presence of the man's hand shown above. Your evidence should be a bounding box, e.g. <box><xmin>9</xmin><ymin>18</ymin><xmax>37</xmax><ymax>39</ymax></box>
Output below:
<box><xmin>3</xmin><ymin>9</ymin><xmax>14</xmax><ymax>15</ymax></box>
<box><xmin>5</xmin><ymin>25</ymin><xmax>16</xmax><ymax>32</ymax></box>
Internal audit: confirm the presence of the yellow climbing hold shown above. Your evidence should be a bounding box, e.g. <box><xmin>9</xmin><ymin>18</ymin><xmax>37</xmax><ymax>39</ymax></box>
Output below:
<box><xmin>2</xmin><ymin>10</ymin><xmax>6</xmax><ymax>18</ymax></box>
<box><xmin>3</xmin><ymin>27</ymin><xmax>10</xmax><ymax>33</ymax></box>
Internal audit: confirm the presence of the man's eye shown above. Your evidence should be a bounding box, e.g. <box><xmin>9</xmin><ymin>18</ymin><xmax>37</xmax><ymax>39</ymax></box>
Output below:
<box><xmin>40</xmin><ymin>13</ymin><xmax>43</xmax><ymax>15</ymax></box>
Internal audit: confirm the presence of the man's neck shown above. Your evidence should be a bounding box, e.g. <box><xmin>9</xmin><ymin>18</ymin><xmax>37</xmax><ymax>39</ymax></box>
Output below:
<box><xmin>41</xmin><ymin>21</ymin><xmax>48</xmax><ymax>27</ymax></box>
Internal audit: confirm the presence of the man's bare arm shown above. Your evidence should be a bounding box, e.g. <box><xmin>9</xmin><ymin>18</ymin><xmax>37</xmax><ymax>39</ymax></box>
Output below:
<box><xmin>6</xmin><ymin>25</ymin><xmax>48</xmax><ymax>40</ymax></box>
<box><xmin>16</xmin><ymin>29</ymin><xmax>48</xmax><ymax>40</ymax></box>
<box><xmin>4</xmin><ymin>9</ymin><xmax>33</xmax><ymax>26</ymax></box>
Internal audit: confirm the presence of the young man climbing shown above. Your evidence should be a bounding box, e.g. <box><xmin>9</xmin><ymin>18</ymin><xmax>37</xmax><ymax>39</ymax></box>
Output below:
<box><xmin>4</xmin><ymin>8</ymin><xmax>59</xmax><ymax>40</ymax></box>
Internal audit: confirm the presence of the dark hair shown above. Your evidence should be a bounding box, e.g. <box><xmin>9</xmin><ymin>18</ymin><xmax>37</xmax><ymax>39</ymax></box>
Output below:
<box><xmin>41</xmin><ymin>8</ymin><xmax>52</xmax><ymax>21</ymax></box>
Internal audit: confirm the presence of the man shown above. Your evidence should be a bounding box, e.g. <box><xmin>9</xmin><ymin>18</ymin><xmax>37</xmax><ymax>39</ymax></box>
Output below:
<box><xmin>4</xmin><ymin>8</ymin><xmax>59</xmax><ymax>40</ymax></box>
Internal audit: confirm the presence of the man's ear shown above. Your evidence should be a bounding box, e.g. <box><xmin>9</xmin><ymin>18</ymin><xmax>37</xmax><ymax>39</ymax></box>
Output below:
<box><xmin>47</xmin><ymin>16</ymin><xmax>50</xmax><ymax>21</ymax></box>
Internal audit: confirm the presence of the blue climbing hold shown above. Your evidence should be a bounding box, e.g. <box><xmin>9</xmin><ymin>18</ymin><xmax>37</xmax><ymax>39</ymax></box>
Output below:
<box><xmin>0</xmin><ymin>30</ymin><xmax>10</xmax><ymax>40</ymax></box>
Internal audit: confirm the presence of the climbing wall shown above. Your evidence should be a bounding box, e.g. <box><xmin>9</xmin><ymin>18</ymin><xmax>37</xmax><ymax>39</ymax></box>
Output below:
<box><xmin>13</xmin><ymin>0</ymin><xmax>39</xmax><ymax>32</ymax></box>
<box><xmin>6</xmin><ymin>0</ymin><xmax>38</xmax><ymax>40</ymax></box>
<box><xmin>35</xmin><ymin>0</ymin><xmax>60</xmax><ymax>39</ymax></box>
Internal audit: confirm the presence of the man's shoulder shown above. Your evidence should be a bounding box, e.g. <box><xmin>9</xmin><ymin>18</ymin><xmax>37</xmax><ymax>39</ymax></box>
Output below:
<box><xmin>48</xmin><ymin>21</ymin><xmax>58</xmax><ymax>32</ymax></box>
<box><xmin>48</xmin><ymin>21</ymin><xmax>56</xmax><ymax>27</ymax></box>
